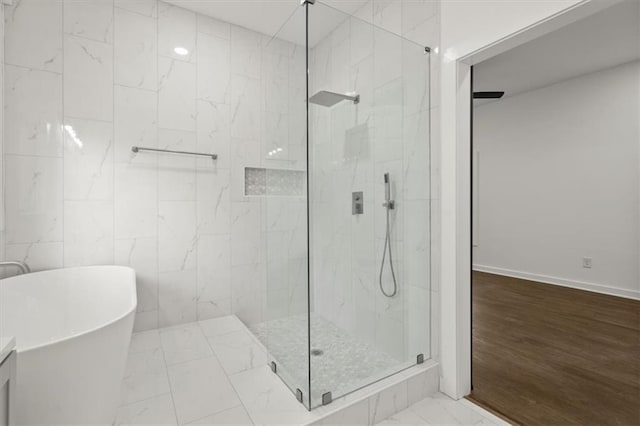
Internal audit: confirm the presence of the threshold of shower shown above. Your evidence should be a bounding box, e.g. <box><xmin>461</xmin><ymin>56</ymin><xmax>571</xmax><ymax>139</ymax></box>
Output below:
<box><xmin>118</xmin><ymin>315</ymin><xmax>438</xmax><ymax>425</ymax></box>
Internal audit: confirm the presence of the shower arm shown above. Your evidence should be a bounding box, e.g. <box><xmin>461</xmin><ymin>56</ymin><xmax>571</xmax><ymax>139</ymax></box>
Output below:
<box><xmin>343</xmin><ymin>94</ymin><xmax>360</xmax><ymax>104</ymax></box>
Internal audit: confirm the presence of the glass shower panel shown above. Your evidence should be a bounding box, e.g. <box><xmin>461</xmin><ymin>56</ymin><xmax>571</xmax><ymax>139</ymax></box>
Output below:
<box><xmin>258</xmin><ymin>4</ymin><xmax>311</xmax><ymax>408</ymax></box>
<box><xmin>401</xmin><ymin>37</ymin><xmax>432</xmax><ymax>362</ymax></box>
<box><xmin>308</xmin><ymin>1</ymin><xmax>431</xmax><ymax>408</ymax></box>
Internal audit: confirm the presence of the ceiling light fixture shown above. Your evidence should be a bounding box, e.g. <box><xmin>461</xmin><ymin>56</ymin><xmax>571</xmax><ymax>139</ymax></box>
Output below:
<box><xmin>174</xmin><ymin>47</ymin><xmax>189</xmax><ymax>56</ymax></box>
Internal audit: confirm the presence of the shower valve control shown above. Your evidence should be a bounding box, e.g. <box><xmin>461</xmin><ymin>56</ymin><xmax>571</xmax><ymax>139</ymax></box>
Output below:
<box><xmin>352</xmin><ymin>192</ymin><xmax>364</xmax><ymax>215</ymax></box>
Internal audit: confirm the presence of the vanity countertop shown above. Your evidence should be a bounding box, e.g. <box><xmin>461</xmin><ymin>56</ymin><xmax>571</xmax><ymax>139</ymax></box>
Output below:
<box><xmin>0</xmin><ymin>337</ymin><xmax>16</xmax><ymax>363</ymax></box>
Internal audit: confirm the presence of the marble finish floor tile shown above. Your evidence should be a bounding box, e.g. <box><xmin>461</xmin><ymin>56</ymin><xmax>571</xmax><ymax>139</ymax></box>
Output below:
<box><xmin>160</xmin><ymin>323</ymin><xmax>213</xmax><ymax>365</ymax></box>
<box><xmin>199</xmin><ymin>315</ymin><xmax>246</xmax><ymax>337</ymax></box>
<box><xmin>129</xmin><ymin>329</ymin><xmax>162</xmax><ymax>354</ymax></box>
<box><xmin>184</xmin><ymin>405</ymin><xmax>253</xmax><ymax>425</ymax></box>
<box><xmin>378</xmin><ymin>393</ymin><xmax>512</xmax><ymax>426</ymax></box>
<box><xmin>121</xmin><ymin>316</ymin><xmax>487</xmax><ymax>426</ymax></box>
<box><xmin>207</xmin><ymin>330</ymin><xmax>267</xmax><ymax>375</ymax></box>
<box><xmin>167</xmin><ymin>357</ymin><xmax>241</xmax><ymax>425</ymax></box>
<box><xmin>229</xmin><ymin>366</ymin><xmax>317</xmax><ymax>426</ymax></box>
<box><xmin>120</xmin><ymin>348</ymin><xmax>171</xmax><ymax>405</ymax></box>
<box><xmin>120</xmin><ymin>315</ymin><xmax>261</xmax><ymax>426</ymax></box>
<box><xmin>115</xmin><ymin>393</ymin><xmax>177</xmax><ymax>426</ymax></box>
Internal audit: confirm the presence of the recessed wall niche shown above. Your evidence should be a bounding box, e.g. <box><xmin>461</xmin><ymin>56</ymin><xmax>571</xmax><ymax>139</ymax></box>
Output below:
<box><xmin>244</xmin><ymin>167</ymin><xmax>305</xmax><ymax>196</ymax></box>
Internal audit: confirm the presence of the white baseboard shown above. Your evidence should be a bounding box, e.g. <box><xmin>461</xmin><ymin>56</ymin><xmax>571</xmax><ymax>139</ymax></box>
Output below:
<box><xmin>472</xmin><ymin>264</ymin><xmax>640</xmax><ymax>300</ymax></box>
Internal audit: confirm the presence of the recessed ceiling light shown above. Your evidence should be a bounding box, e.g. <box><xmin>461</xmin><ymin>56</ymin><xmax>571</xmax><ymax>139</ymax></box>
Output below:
<box><xmin>174</xmin><ymin>47</ymin><xmax>189</xmax><ymax>56</ymax></box>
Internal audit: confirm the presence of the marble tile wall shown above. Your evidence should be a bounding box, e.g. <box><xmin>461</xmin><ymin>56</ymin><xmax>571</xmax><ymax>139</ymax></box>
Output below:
<box><xmin>309</xmin><ymin>0</ymin><xmax>440</xmax><ymax>363</ymax></box>
<box><xmin>260</xmin><ymin>33</ymin><xmax>308</xmax><ymax>323</ymax></box>
<box><xmin>0</xmin><ymin>0</ymin><xmax>440</xmax><ymax>364</ymax></box>
<box><xmin>1</xmin><ymin>0</ymin><xmax>306</xmax><ymax>331</ymax></box>
<box><xmin>0</xmin><ymin>4</ymin><xmax>3</xmax><ymax>266</ymax></box>
<box><xmin>0</xmin><ymin>7</ymin><xmax>3</xmax><ymax>266</ymax></box>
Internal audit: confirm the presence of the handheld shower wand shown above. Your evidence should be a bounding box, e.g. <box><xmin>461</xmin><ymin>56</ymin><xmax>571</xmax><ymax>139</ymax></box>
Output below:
<box><xmin>383</xmin><ymin>173</ymin><xmax>394</xmax><ymax>209</ymax></box>
<box><xmin>379</xmin><ymin>173</ymin><xmax>398</xmax><ymax>298</ymax></box>
<box><xmin>384</xmin><ymin>173</ymin><xmax>390</xmax><ymax>201</ymax></box>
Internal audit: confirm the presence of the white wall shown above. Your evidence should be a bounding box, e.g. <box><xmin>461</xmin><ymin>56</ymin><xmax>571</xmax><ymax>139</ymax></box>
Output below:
<box><xmin>473</xmin><ymin>61</ymin><xmax>640</xmax><ymax>299</ymax></box>
<box><xmin>1</xmin><ymin>0</ymin><xmax>306</xmax><ymax>331</ymax></box>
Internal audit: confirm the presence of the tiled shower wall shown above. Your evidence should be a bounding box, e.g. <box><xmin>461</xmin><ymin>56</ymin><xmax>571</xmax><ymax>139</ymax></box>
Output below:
<box><xmin>0</xmin><ymin>0</ymin><xmax>306</xmax><ymax>331</ymax></box>
<box><xmin>0</xmin><ymin>0</ymin><xmax>441</xmax><ymax>363</ymax></box>
<box><xmin>310</xmin><ymin>0</ymin><xmax>440</xmax><ymax>361</ymax></box>
<box><xmin>0</xmin><ymin>3</ymin><xmax>4</xmax><ymax>265</ymax></box>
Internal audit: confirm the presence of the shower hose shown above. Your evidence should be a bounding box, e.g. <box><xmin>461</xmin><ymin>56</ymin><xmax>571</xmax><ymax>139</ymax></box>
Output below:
<box><xmin>379</xmin><ymin>203</ymin><xmax>398</xmax><ymax>298</ymax></box>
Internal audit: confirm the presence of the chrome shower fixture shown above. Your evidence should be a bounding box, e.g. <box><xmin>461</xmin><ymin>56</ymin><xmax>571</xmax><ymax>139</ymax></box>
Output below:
<box><xmin>379</xmin><ymin>172</ymin><xmax>398</xmax><ymax>298</ymax></box>
<box><xmin>309</xmin><ymin>90</ymin><xmax>360</xmax><ymax>107</ymax></box>
<box><xmin>383</xmin><ymin>173</ymin><xmax>394</xmax><ymax>210</ymax></box>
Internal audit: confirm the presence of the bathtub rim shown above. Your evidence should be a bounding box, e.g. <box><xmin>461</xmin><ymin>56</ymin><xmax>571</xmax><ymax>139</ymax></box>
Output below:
<box><xmin>1</xmin><ymin>265</ymin><xmax>138</xmax><ymax>354</ymax></box>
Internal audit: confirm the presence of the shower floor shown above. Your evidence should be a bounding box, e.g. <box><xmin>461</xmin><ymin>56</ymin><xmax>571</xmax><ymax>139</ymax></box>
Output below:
<box><xmin>118</xmin><ymin>315</ymin><xmax>445</xmax><ymax>425</ymax></box>
<box><xmin>250</xmin><ymin>314</ymin><xmax>401</xmax><ymax>406</ymax></box>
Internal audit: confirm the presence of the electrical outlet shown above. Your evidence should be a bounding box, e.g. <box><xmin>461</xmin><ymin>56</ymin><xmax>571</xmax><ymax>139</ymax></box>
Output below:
<box><xmin>582</xmin><ymin>257</ymin><xmax>592</xmax><ymax>269</ymax></box>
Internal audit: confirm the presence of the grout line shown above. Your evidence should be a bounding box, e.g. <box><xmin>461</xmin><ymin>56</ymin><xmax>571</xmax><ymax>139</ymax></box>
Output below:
<box><xmin>3</xmin><ymin>62</ymin><xmax>62</xmax><ymax>75</ymax></box>
<box><xmin>114</xmin><ymin>82</ymin><xmax>157</xmax><ymax>93</ymax></box>
<box><xmin>112</xmin><ymin>0</ymin><xmax>116</xmax><ymax>279</ymax></box>
<box><xmin>194</xmin><ymin>7</ymin><xmax>200</xmax><ymax>324</ymax></box>
<box><xmin>154</xmin><ymin>0</ymin><xmax>160</xmax><ymax>331</ymax></box>
<box><xmin>61</xmin><ymin>0</ymin><xmax>66</xmax><ymax>268</ymax></box>
<box><xmin>63</xmin><ymin>30</ymin><xmax>112</xmax><ymax>46</ymax></box>
<box><xmin>63</xmin><ymin>114</ymin><xmax>114</xmax><ymax>124</ymax></box>
<box><xmin>113</xmin><ymin>4</ymin><xmax>155</xmax><ymax>20</ymax></box>
<box><xmin>2</xmin><ymin>152</ymin><xmax>64</xmax><ymax>159</ymax></box>
<box><xmin>157</xmin><ymin>341</ymin><xmax>180</xmax><ymax>426</ymax></box>
<box><xmin>163</xmin><ymin>353</ymin><xmax>215</xmax><ymax>369</ymax></box>
<box><xmin>118</xmin><ymin>347</ymin><xmax>170</xmax><ymax>409</ymax></box>
<box><xmin>117</xmin><ymin>391</ymin><xmax>173</xmax><ymax>410</ymax></box>
<box><xmin>183</xmin><ymin>404</ymin><xmax>246</xmax><ymax>426</ymax></box>
<box><xmin>196</xmin><ymin>319</ymin><xmax>258</xmax><ymax>425</ymax></box>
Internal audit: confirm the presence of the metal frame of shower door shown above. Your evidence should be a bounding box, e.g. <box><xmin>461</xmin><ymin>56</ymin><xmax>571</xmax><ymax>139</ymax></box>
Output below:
<box><xmin>441</xmin><ymin>0</ymin><xmax>624</xmax><ymax>401</ymax></box>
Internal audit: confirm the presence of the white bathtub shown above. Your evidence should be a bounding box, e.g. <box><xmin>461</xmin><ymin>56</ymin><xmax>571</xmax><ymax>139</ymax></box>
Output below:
<box><xmin>0</xmin><ymin>266</ymin><xmax>137</xmax><ymax>425</ymax></box>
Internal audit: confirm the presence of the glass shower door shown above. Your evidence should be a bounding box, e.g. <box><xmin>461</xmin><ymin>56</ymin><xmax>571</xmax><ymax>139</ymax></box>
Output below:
<box><xmin>307</xmin><ymin>1</ymin><xmax>431</xmax><ymax>408</ymax></box>
<box><xmin>257</xmin><ymin>0</ymin><xmax>431</xmax><ymax>410</ymax></box>
<box><xmin>259</xmin><ymin>3</ymin><xmax>312</xmax><ymax>408</ymax></box>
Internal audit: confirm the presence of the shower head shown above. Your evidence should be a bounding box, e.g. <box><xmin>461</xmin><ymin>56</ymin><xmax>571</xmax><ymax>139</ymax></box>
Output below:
<box><xmin>309</xmin><ymin>90</ymin><xmax>360</xmax><ymax>107</ymax></box>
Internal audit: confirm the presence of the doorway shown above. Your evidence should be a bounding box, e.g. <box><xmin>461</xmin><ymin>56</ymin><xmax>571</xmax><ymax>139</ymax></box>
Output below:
<box><xmin>468</xmin><ymin>1</ymin><xmax>640</xmax><ymax>423</ymax></box>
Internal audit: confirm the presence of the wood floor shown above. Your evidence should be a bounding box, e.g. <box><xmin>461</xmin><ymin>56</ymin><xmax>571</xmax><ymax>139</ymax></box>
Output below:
<box><xmin>469</xmin><ymin>271</ymin><xmax>640</xmax><ymax>426</ymax></box>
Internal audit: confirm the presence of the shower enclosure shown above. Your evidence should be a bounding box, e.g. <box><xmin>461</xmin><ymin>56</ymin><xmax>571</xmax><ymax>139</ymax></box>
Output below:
<box><xmin>250</xmin><ymin>0</ymin><xmax>432</xmax><ymax>409</ymax></box>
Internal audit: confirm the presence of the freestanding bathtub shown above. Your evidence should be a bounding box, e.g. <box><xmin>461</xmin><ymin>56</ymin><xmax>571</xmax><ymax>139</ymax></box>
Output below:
<box><xmin>0</xmin><ymin>266</ymin><xmax>137</xmax><ymax>425</ymax></box>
